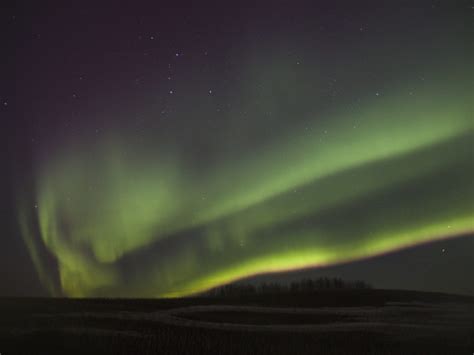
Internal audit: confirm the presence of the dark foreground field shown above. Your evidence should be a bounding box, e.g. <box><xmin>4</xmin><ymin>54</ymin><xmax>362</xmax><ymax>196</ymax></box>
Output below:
<box><xmin>1</xmin><ymin>289</ymin><xmax>473</xmax><ymax>355</ymax></box>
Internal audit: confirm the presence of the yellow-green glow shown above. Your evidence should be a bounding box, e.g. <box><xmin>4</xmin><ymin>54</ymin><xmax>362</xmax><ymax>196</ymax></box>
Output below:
<box><xmin>18</xmin><ymin>73</ymin><xmax>473</xmax><ymax>298</ymax></box>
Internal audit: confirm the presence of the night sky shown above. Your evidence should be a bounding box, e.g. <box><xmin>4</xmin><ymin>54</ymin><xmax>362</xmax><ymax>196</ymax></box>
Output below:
<box><xmin>1</xmin><ymin>1</ymin><xmax>473</xmax><ymax>297</ymax></box>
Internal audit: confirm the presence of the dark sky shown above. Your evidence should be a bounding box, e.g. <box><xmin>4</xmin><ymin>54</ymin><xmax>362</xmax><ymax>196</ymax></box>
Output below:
<box><xmin>1</xmin><ymin>1</ymin><xmax>472</xmax><ymax>297</ymax></box>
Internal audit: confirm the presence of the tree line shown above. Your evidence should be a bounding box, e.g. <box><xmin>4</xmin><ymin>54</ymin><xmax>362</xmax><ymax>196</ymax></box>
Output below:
<box><xmin>205</xmin><ymin>277</ymin><xmax>372</xmax><ymax>297</ymax></box>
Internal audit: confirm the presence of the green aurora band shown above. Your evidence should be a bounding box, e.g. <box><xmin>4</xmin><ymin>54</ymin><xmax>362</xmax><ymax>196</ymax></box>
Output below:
<box><xmin>18</xmin><ymin>65</ymin><xmax>473</xmax><ymax>298</ymax></box>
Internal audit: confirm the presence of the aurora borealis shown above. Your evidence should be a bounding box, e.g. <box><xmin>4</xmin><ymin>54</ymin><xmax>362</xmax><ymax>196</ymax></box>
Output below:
<box><xmin>4</xmin><ymin>2</ymin><xmax>473</xmax><ymax>297</ymax></box>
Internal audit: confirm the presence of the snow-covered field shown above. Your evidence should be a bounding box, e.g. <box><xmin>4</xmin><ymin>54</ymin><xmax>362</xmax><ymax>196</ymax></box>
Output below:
<box><xmin>1</xmin><ymin>293</ymin><xmax>473</xmax><ymax>354</ymax></box>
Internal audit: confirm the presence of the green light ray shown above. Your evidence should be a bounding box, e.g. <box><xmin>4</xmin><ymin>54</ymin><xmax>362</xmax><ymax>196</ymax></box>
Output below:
<box><xmin>18</xmin><ymin>72</ymin><xmax>473</xmax><ymax>297</ymax></box>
